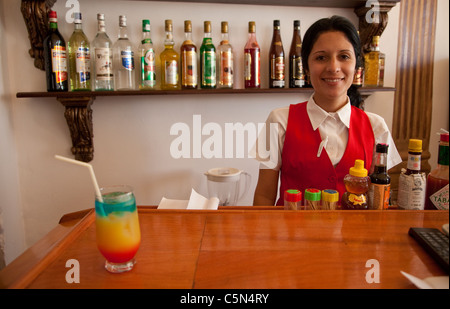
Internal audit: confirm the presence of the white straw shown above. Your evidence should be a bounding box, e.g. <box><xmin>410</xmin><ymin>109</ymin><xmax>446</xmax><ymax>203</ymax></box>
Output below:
<box><xmin>55</xmin><ymin>155</ymin><xmax>103</xmax><ymax>202</ymax></box>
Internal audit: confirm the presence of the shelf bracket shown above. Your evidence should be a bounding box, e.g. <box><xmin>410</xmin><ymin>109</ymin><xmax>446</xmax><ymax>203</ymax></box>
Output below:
<box><xmin>57</xmin><ymin>96</ymin><xmax>95</xmax><ymax>162</ymax></box>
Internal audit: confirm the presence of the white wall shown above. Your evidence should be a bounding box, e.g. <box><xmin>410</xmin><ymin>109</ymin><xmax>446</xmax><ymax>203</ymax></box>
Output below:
<box><xmin>0</xmin><ymin>0</ymin><xmax>447</xmax><ymax>264</ymax></box>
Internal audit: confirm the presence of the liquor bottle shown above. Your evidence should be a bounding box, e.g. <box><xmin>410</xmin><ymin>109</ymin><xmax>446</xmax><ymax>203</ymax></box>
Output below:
<box><xmin>43</xmin><ymin>10</ymin><xmax>68</xmax><ymax>92</ymax></box>
<box><xmin>180</xmin><ymin>20</ymin><xmax>198</xmax><ymax>89</ymax></box>
<box><xmin>363</xmin><ymin>35</ymin><xmax>381</xmax><ymax>87</ymax></box>
<box><xmin>139</xmin><ymin>19</ymin><xmax>156</xmax><ymax>90</ymax></box>
<box><xmin>352</xmin><ymin>31</ymin><xmax>364</xmax><ymax>88</ymax></box>
<box><xmin>68</xmin><ymin>12</ymin><xmax>90</xmax><ymax>91</ymax></box>
<box><xmin>92</xmin><ymin>13</ymin><xmax>114</xmax><ymax>91</ymax></box>
<box><xmin>288</xmin><ymin>20</ymin><xmax>304</xmax><ymax>88</ymax></box>
<box><xmin>244</xmin><ymin>21</ymin><xmax>260</xmax><ymax>89</ymax></box>
<box><xmin>160</xmin><ymin>19</ymin><xmax>180</xmax><ymax>90</ymax></box>
<box><xmin>378</xmin><ymin>45</ymin><xmax>385</xmax><ymax>87</ymax></box>
<box><xmin>113</xmin><ymin>15</ymin><xmax>136</xmax><ymax>90</ymax></box>
<box><xmin>425</xmin><ymin>132</ymin><xmax>449</xmax><ymax>210</ymax></box>
<box><xmin>200</xmin><ymin>21</ymin><xmax>216</xmax><ymax>89</ymax></box>
<box><xmin>269</xmin><ymin>20</ymin><xmax>285</xmax><ymax>88</ymax></box>
<box><xmin>217</xmin><ymin>21</ymin><xmax>234</xmax><ymax>88</ymax></box>
<box><xmin>368</xmin><ymin>143</ymin><xmax>391</xmax><ymax>210</ymax></box>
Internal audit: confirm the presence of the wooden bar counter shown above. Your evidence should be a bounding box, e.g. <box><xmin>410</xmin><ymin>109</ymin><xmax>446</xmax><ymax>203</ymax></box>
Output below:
<box><xmin>0</xmin><ymin>207</ymin><xmax>448</xmax><ymax>289</ymax></box>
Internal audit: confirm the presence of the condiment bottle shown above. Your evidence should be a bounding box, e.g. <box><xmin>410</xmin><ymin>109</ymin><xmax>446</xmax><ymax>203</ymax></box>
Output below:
<box><xmin>304</xmin><ymin>188</ymin><xmax>321</xmax><ymax>210</ymax></box>
<box><xmin>341</xmin><ymin>160</ymin><xmax>370</xmax><ymax>210</ymax></box>
<box><xmin>368</xmin><ymin>143</ymin><xmax>391</xmax><ymax>209</ymax></box>
<box><xmin>425</xmin><ymin>132</ymin><xmax>449</xmax><ymax>210</ymax></box>
<box><xmin>321</xmin><ymin>189</ymin><xmax>339</xmax><ymax>210</ymax></box>
<box><xmin>284</xmin><ymin>189</ymin><xmax>302</xmax><ymax>210</ymax></box>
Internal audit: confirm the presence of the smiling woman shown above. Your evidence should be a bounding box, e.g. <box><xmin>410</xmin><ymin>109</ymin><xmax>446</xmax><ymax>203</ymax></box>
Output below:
<box><xmin>252</xmin><ymin>15</ymin><xmax>402</xmax><ymax>207</ymax></box>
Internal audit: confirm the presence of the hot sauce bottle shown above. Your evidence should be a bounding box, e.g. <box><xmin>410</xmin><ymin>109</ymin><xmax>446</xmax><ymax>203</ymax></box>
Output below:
<box><xmin>342</xmin><ymin>160</ymin><xmax>370</xmax><ymax>210</ymax></box>
<box><xmin>425</xmin><ymin>132</ymin><xmax>449</xmax><ymax>210</ymax></box>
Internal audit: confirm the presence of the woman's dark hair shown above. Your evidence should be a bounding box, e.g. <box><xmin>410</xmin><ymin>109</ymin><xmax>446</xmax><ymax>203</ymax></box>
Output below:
<box><xmin>301</xmin><ymin>15</ymin><xmax>364</xmax><ymax>109</ymax></box>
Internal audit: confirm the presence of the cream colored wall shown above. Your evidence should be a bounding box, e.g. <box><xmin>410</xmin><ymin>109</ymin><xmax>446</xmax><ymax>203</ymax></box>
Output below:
<box><xmin>0</xmin><ymin>0</ymin><xmax>447</xmax><ymax>264</ymax></box>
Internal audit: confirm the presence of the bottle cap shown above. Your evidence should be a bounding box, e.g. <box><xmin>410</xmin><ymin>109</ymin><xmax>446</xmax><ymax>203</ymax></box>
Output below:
<box><xmin>408</xmin><ymin>139</ymin><xmax>422</xmax><ymax>153</ymax></box>
<box><xmin>304</xmin><ymin>188</ymin><xmax>321</xmax><ymax>201</ymax></box>
<box><xmin>349</xmin><ymin>159</ymin><xmax>368</xmax><ymax>177</ymax></box>
<box><xmin>49</xmin><ymin>10</ymin><xmax>57</xmax><ymax>19</ymax></box>
<box><xmin>165</xmin><ymin>19</ymin><xmax>172</xmax><ymax>32</ymax></box>
<box><xmin>97</xmin><ymin>13</ymin><xmax>105</xmax><ymax>21</ymax></box>
<box><xmin>204</xmin><ymin>21</ymin><xmax>211</xmax><ymax>33</ymax></box>
<box><xmin>284</xmin><ymin>189</ymin><xmax>302</xmax><ymax>202</ymax></box>
<box><xmin>274</xmin><ymin>20</ymin><xmax>280</xmax><ymax>27</ymax></box>
<box><xmin>184</xmin><ymin>20</ymin><xmax>192</xmax><ymax>32</ymax></box>
<box><xmin>119</xmin><ymin>15</ymin><xmax>127</xmax><ymax>27</ymax></box>
<box><xmin>293</xmin><ymin>20</ymin><xmax>300</xmax><ymax>27</ymax></box>
<box><xmin>221</xmin><ymin>21</ymin><xmax>228</xmax><ymax>34</ymax></box>
<box><xmin>440</xmin><ymin>133</ymin><xmax>449</xmax><ymax>143</ymax></box>
<box><xmin>248</xmin><ymin>21</ymin><xmax>256</xmax><ymax>33</ymax></box>
<box><xmin>142</xmin><ymin>19</ymin><xmax>150</xmax><ymax>32</ymax></box>
<box><xmin>322</xmin><ymin>189</ymin><xmax>339</xmax><ymax>202</ymax></box>
<box><xmin>73</xmin><ymin>12</ymin><xmax>82</xmax><ymax>23</ymax></box>
<box><xmin>376</xmin><ymin>143</ymin><xmax>389</xmax><ymax>153</ymax></box>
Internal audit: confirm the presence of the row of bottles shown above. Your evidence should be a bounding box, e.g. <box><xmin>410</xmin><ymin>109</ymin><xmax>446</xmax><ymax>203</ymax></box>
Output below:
<box><xmin>43</xmin><ymin>12</ymin><xmax>308</xmax><ymax>92</ymax></box>
<box><xmin>353</xmin><ymin>35</ymin><xmax>385</xmax><ymax>88</ymax></box>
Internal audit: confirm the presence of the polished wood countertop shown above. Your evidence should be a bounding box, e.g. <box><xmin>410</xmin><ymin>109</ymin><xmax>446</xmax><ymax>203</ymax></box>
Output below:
<box><xmin>0</xmin><ymin>207</ymin><xmax>448</xmax><ymax>289</ymax></box>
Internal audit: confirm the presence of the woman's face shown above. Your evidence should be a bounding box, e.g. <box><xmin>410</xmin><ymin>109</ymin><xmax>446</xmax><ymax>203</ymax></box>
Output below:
<box><xmin>307</xmin><ymin>31</ymin><xmax>356</xmax><ymax>111</ymax></box>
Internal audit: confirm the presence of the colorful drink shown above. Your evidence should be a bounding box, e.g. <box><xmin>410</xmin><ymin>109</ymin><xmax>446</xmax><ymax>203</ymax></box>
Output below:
<box><xmin>95</xmin><ymin>186</ymin><xmax>140</xmax><ymax>273</ymax></box>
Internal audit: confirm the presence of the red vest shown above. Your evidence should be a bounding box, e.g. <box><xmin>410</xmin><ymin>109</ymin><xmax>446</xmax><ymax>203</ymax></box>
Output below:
<box><xmin>276</xmin><ymin>102</ymin><xmax>374</xmax><ymax>206</ymax></box>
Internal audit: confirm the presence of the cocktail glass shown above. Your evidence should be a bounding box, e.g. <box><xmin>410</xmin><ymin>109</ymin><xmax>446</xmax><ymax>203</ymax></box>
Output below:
<box><xmin>95</xmin><ymin>185</ymin><xmax>141</xmax><ymax>273</ymax></box>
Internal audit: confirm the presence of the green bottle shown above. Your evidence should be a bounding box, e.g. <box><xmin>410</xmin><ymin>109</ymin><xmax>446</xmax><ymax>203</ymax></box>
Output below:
<box><xmin>139</xmin><ymin>20</ymin><xmax>156</xmax><ymax>89</ymax></box>
<box><xmin>68</xmin><ymin>12</ymin><xmax>91</xmax><ymax>91</ymax></box>
<box><xmin>200</xmin><ymin>21</ymin><xmax>216</xmax><ymax>88</ymax></box>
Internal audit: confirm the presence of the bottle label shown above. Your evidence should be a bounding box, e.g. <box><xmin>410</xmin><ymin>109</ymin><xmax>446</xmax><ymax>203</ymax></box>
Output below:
<box><xmin>368</xmin><ymin>183</ymin><xmax>390</xmax><ymax>210</ymax></box>
<box><xmin>397</xmin><ymin>172</ymin><xmax>426</xmax><ymax>210</ymax></box>
<box><xmin>201</xmin><ymin>51</ymin><xmax>216</xmax><ymax>86</ymax></box>
<box><xmin>429</xmin><ymin>184</ymin><xmax>449</xmax><ymax>210</ymax></box>
<box><xmin>292</xmin><ymin>58</ymin><xmax>305</xmax><ymax>86</ymax></box>
<box><xmin>165</xmin><ymin>60</ymin><xmax>178</xmax><ymax>85</ymax></box>
<box><xmin>244</xmin><ymin>50</ymin><xmax>260</xmax><ymax>85</ymax></box>
<box><xmin>219</xmin><ymin>50</ymin><xmax>233</xmax><ymax>86</ymax></box>
<box><xmin>244</xmin><ymin>52</ymin><xmax>251</xmax><ymax>81</ymax></box>
<box><xmin>182</xmin><ymin>50</ymin><xmax>197</xmax><ymax>86</ymax></box>
<box><xmin>121</xmin><ymin>50</ymin><xmax>134</xmax><ymax>71</ymax></box>
<box><xmin>94</xmin><ymin>47</ymin><xmax>113</xmax><ymax>81</ymax></box>
<box><xmin>407</xmin><ymin>154</ymin><xmax>421</xmax><ymax>171</ymax></box>
<box><xmin>348</xmin><ymin>193</ymin><xmax>366</xmax><ymax>206</ymax></box>
<box><xmin>271</xmin><ymin>57</ymin><xmax>285</xmax><ymax>80</ymax></box>
<box><xmin>141</xmin><ymin>49</ymin><xmax>156</xmax><ymax>85</ymax></box>
<box><xmin>51</xmin><ymin>46</ymin><xmax>67</xmax><ymax>83</ymax></box>
<box><xmin>75</xmin><ymin>47</ymin><xmax>90</xmax><ymax>82</ymax></box>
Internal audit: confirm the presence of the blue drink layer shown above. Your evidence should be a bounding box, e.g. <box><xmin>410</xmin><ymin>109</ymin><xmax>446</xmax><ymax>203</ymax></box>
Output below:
<box><xmin>95</xmin><ymin>191</ymin><xmax>136</xmax><ymax>217</ymax></box>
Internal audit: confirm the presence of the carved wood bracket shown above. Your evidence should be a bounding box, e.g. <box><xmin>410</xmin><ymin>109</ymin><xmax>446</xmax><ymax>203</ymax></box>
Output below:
<box><xmin>57</xmin><ymin>96</ymin><xmax>95</xmax><ymax>162</ymax></box>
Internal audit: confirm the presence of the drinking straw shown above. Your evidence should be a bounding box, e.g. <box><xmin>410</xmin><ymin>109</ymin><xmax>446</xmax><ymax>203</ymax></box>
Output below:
<box><xmin>54</xmin><ymin>155</ymin><xmax>103</xmax><ymax>202</ymax></box>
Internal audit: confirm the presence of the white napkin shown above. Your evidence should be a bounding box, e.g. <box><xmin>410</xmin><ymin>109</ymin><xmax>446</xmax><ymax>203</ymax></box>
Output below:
<box><xmin>401</xmin><ymin>271</ymin><xmax>449</xmax><ymax>289</ymax></box>
<box><xmin>158</xmin><ymin>189</ymin><xmax>219</xmax><ymax>210</ymax></box>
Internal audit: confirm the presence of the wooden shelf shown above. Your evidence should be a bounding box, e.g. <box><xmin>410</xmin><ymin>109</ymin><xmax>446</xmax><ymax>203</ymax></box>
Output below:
<box><xmin>16</xmin><ymin>87</ymin><xmax>394</xmax><ymax>99</ymax></box>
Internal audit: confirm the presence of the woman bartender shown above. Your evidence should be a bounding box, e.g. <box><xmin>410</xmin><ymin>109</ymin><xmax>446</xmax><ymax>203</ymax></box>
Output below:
<box><xmin>253</xmin><ymin>16</ymin><xmax>402</xmax><ymax>206</ymax></box>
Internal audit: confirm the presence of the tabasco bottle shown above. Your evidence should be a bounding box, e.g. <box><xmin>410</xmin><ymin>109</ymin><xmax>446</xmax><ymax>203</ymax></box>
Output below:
<box><xmin>244</xmin><ymin>21</ymin><xmax>260</xmax><ymax>89</ymax></box>
<box><xmin>269</xmin><ymin>20</ymin><xmax>285</xmax><ymax>88</ymax></box>
<box><xmin>368</xmin><ymin>143</ymin><xmax>391</xmax><ymax>209</ymax></box>
<box><xmin>425</xmin><ymin>132</ymin><xmax>449</xmax><ymax>210</ymax></box>
<box><xmin>43</xmin><ymin>10</ymin><xmax>68</xmax><ymax>92</ymax></box>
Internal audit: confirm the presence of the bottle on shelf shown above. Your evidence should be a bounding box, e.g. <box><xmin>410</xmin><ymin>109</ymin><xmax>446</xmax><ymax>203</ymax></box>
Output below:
<box><xmin>288</xmin><ymin>20</ymin><xmax>305</xmax><ymax>88</ymax></box>
<box><xmin>397</xmin><ymin>139</ymin><xmax>426</xmax><ymax>210</ymax></box>
<box><xmin>269</xmin><ymin>20</ymin><xmax>285</xmax><ymax>88</ymax></box>
<box><xmin>364</xmin><ymin>35</ymin><xmax>383</xmax><ymax>87</ymax></box>
<box><xmin>368</xmin><ymin>143</ymin><xmax>391</xmax><ymax>210</ymax></box>
<box><xmin>68</xmin><ymin>12</ymin><xmax>91</xmax><ymax>91</ymax></box>
<box><xmin>92</xmin><ymin>13</ymin><xmax>114</xmax><ymax>91</ymax></box>
<box><xmin>352</xmin><ymin>31</ymin><xmax>364</xmax><ymax>88</ymax></box>
<box><xmin>180</xmin><ymin>20</ymin><xmax>198</xmax><ymax>89</ymax></box>
<box><xmin>160</xmin><ymin>19</ymin><xmax>180</xmax><ymax>90</ymax></box>
<box><xmin>244</xmin><ymin>21</ymin><xmax>260</xmax><ymax>89</ymax></box>
<box><xmin>139</xmin><ymin>19</ymin><xmax>156</xmax><ymax>90</ymax></box>
<box><xmin>200</xmin><ymin>21</ymin><xmax>216</xmax><ymax>89</ymax></box>
<box><xmin>425</xmin><ymin>132</ymin><xmax>449</xmax><ymax>210</ymax></box>
<box><xmin>341</xmin><ymin>159</ymin><xmax>370</xmax><ymax>210</ymax></box>
<box><xmin>113</xmin><ymin>15</ymin><xmax>136</xmax><ymax>90</ymax></box>
<box><xmin>43</xmin><ymin>10</ymin><xmax>68</xmax><ymax>92</ymax></box>
<box><xmin>217</xmin><ymin>21</ymin><xmax>234</xmax><ymax>89</ymax></box>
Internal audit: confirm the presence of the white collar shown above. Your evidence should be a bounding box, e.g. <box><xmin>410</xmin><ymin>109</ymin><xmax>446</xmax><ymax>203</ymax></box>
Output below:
<box><xmin>306</xmin><ymin>94</ymin><xmax>352</xmax><ymax>131</ymax></box>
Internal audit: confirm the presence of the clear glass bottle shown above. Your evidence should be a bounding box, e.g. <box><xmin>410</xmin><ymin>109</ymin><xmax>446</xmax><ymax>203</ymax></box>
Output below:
<box><xmin>43</xmin><ymin>10</ymin><xmax>68</xmax><ymax>92</ymax></box>
<box><xmin>139</xmin><ymin>19</ymin><xmax>156</xmax><ymax>90</ymax></box>
<box><xmin>200</xmin><ymin>21</ymin><xmax>216</xmax><ymax>89</ymax></box>
<box><xmin>369</xmin><ymin>143</ymin><xmax>391</xmax><ymax>210</ymax></box>
<box><xmin>68</xmin><ymin>12</ymin><xmax>90</xmax><ymax>91</ymax></box>
<box><xmin>180</xmin><ymin>20</ymin><xmax>198</xmax><ymax>89</ymax></box>
<box><xmin>425</xmin><ymin>132</ymin><xmax>449</xmax><ymax>210</ymax></box>
<box><xmin>217</xmin><ymin>21</ymin><xmax>234</xmax><ymax>89</ymax></box>
<box><xmin>160</xmin><ymin>19</ymin><xmax>180</xmax><ymax>90</ymax></box>
<box><xmin>269</xmin><ymin>20</ymin><xmax>285</xmax><ymax>88</ymax></box>
<box><xmin>92</xmin><ymin>13</ymin><xmax>114</xmax><ymax>91</ymax></box>
<box><xmin>288</xmin><ymin>20</ymin><xmax>304</xmax><ymax>88</ymax></box>
<box><xmin>113</xmin><ymin>15</ymin><xmax>136</xmax><ymax>90</ymax></box>
<box><xmin>244</xmin><ymin>21</ymin><xmax>260</xmax><ymax>89</ymax></box>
